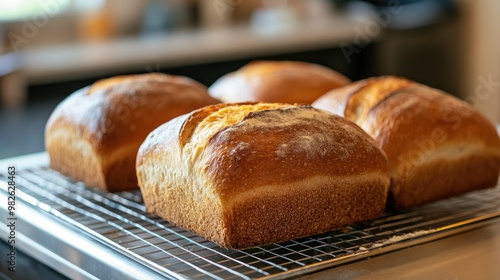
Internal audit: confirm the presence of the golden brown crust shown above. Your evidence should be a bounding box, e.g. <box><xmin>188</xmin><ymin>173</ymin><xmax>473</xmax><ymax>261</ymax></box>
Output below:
<box><xmin>387</xmin><ymin>152</ymin><xmax>500</xmax><ymax>209</ymax></box>
<box><xmin>204</xmin><ymin>106</ymin><xmax>389</xmax><ymax>200</ymax></box>
<box><xmin>137</xmin><ymin>103</ymin><xmax>390</xmax><ymax>248</ymax></box>
<box><xmin>208</xmin><ymin>61</ymin><xmax>351</xmax><ymax>104</ymax></box>
<box><xmin>312</xmin><ymin>76</ymin><xmax>500</xmax><ymax>209</ymax></box>
<box><xmin>46</xmin><ymin>73</ymin><xmax>220</xmax><ymax>192</ymax></box>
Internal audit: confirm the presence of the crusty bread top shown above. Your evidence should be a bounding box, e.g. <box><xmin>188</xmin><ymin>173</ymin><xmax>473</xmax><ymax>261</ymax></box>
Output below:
<box><xmin>138</xmin><ymin>103</ymin><xmax>389</xmax><ymax>201</ymax></box>
<box><xmin>45</xmin><ymin>73</ymin><xmax>220</xmax><ymax>159</ymax></box>
<box><xmin>208</xmin><ymin>61</ymin><xmax>351</xmax><ymax>104</ymax></box>
<box><xmin>313</xmin><ymin>76</ymin><xmax>500</xmax><ymax>177</ymax></box>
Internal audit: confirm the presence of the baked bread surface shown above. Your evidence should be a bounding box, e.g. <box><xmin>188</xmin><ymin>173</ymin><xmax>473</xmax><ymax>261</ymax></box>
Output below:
<box><xmin>208</xmin><ymin>61</ymin><xmax>351</xmax><ymax>104</ymax></box>
<box><xmin>313</xmin><ymin>76</ymin><xmax>500</xmax><ymax>209</ymax></box>
<box><xmin>45</xmin><ymin>73</ymin><xmax>220</xmax><ymax>192</ymax></box>
<box><xmin>137</xmin><ymin>103</ymin><xmax>390</xmax><ymax>248</ymax></box>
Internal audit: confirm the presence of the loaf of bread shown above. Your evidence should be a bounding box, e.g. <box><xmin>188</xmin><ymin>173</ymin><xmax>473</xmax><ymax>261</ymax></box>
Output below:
<box><xmin>313</xmin><ymin>76</ymin><xmax>500</xmax><ymax>209</ymax></box>
<box><xmin>208</xmin><ymin>61</ymin><xmax>351</xmax><ymax>104</ymax></box>
<box><xmin>136</xmin><ymin>103</ymin><xmax>390</xmax><ymax>248</ymax></box>
<box><xmin>45</xmin><ymin>73</ymin><xmax>220</xmax><ymax>192</ymax></box>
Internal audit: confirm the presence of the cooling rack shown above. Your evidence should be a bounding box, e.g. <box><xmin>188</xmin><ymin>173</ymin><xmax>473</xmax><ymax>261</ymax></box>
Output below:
<box><xmin>1</xmin><ymin>163</ymin><xmax>499</xmax><ymax>279</ymax></box>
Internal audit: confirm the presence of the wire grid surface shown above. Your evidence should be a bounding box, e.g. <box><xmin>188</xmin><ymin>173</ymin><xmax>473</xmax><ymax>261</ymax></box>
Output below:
<box><xmin>3</xmin><ymin>167</ymin><xmax>500</xmax><ymax>279</ymax></box>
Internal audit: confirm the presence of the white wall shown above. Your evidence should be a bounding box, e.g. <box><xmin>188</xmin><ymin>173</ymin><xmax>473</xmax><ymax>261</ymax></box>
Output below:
<box><xmin>462</xmin><ymin>0</ymin><xmax>500</xmax><ymax>123</ymax></box>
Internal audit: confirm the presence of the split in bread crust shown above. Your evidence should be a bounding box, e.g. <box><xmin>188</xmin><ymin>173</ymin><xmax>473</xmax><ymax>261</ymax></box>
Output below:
<box><xmin>137</xmin><ymin>103</ymin><xmax>390</xmax><ymax>248</ymax></box>
<box><xmin>45</xmin><ymin>73</ymin><xmax>220</xmax><ymax>192</ymax></box>
<box><xmin>313</xmin><ymin>76</ymin><xmax>500</xmax><ymax>209</ymax></box>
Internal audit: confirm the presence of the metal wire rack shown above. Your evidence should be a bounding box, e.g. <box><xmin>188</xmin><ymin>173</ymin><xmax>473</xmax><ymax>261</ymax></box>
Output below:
<box><xmin>2</xmin><ymin>166</ymin><xmax>500</xmax><ymax>279</ymax></box>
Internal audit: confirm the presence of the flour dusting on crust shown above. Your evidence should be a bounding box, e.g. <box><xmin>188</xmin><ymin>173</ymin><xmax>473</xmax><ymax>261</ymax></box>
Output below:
<box><xmin>233</xmin><ymin>107</ymin><xmax>361</xmax><ymax>159</ymax></box>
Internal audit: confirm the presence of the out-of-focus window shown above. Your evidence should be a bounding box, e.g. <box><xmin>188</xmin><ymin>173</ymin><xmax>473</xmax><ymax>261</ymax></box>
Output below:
<box><xmin>0</xmin><ymin>0</ymin><xmax>68</xmax><ymax>22</ymax></box>
<box><xmin>0</xmin><ymin>0</ymin><xmax>105</xmax><ymax>22</ymax></box>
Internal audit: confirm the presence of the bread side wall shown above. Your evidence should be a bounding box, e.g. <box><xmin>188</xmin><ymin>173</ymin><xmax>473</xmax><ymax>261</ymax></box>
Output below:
<box><xmin>137</xmin><ymin>115</ymin><xmax>228</xmax><ymax>246</ymax></box>
<box><xmin>46</xmin><ymin>127</ymin><xmax>106</xmax><ymax>190</ymax></box>
<box><xmin>225</xmin><ymin>174</ymin><xmax>390</xmax><ymax>248</ymax></box>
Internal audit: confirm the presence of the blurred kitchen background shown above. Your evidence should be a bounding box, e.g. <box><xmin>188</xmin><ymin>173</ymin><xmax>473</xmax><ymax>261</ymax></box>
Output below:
<box><xmin>0</xmin><ymin>0</ymin><xmax>498</xmax><ymax>159</ymax></box>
